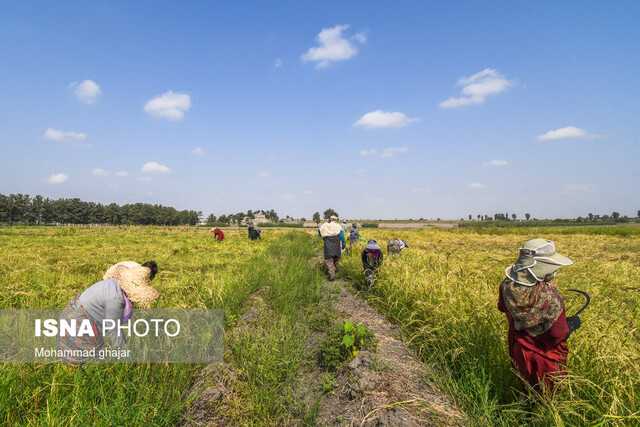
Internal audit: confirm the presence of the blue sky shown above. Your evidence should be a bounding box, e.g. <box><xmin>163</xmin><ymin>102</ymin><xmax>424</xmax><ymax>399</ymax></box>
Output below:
<box><xmin>1</xmin><ymin>1</ymin><xmax>638</xmax><ymax>220</ymax></box>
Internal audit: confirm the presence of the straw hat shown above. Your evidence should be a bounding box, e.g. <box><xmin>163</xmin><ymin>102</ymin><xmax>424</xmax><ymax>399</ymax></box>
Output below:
<box><xmin>505</xmin><ymin>239</ymin><xmax>573</xmax><ymax>286</ymax></box>
<box><xmin>104</xmin><ymin>261</ymin><xmax>160</xmax><ymax>303</ymax></box>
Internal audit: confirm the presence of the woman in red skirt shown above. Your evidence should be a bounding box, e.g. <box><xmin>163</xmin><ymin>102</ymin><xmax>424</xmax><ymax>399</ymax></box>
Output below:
<box><xmin>498</xmin><ymin>239</ymin><xmax>581</xmax><ymax>394</ymax></box>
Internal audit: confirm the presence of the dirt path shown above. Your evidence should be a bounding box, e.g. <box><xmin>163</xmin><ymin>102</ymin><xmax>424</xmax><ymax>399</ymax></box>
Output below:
<box><xmin>311</xmin><ymin>279</ymin><xmax>464</xmax><ymax>426</ymax></box>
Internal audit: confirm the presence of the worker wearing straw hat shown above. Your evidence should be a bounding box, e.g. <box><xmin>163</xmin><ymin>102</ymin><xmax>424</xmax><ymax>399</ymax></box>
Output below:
<box><xmin>498</xmin><ymin>239</ymin><xmax>581</xmax><ymax>393</ymax></box>
<box><xmin>57</xmin><ymin>261</ymin><xmax>159</xmax><ymax>365</ymax></box>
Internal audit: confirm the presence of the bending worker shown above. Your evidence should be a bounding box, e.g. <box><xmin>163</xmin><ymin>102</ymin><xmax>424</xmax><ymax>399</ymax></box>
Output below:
<box><xmin>362</xmin><ymin>239</ymin><xmax>383</xmax><ymax>288</ymax></box>
<box><xmin>58</xmin><ymin>261</ymin><xmax>160</xmax><ymax>365</ymax></box>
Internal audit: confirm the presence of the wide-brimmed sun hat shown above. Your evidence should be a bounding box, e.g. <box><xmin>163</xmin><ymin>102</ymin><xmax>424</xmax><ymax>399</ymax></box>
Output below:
<box><xmin>505</xmin><ymin>239</ymin><xmax>573</xmax><ymax>286</ymax></box>
<box><xmin>104</xmin><ymin>261</ymin><xmax>160</xmax><ymax>303</ymax></box>
<box><xmin>365</xmin><ymin>239</ymin><xmax>381</xmax><ymax>251</ymax></box>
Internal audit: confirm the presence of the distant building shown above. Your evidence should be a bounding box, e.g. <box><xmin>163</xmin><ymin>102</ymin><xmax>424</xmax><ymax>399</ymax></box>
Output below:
<box><xmin>242</xmin><ymin>213</ymin><xmax>271</xmax><ymax>225</ymax></box>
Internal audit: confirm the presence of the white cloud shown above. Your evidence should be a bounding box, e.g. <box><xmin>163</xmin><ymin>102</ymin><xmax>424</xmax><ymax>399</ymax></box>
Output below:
<box><xmin>274</xmin><ymin>58</ymin><xmax>282</xmax><ymax>68</ymax></box>
<box><xmin>359</xmin><ymin>148</ymin><xmax>377</xmax><ymax>156</ymax></box>
<box><xmin>354</xmin><ymin>32</ymin><xmax>367</xmax><ymax>43</ymax></box>
<box><xmin>412</xmin><ymin>187</ymin><xmax>430</xmax><ymax>193</ymax></box>
<box><xmin>563</xmin><ymin>183</ymin><xmax>596</xmax><ymax>193</ymax></box>
<box><xmin>355</xmin><ymin>168</ymin><xmax>366</xmax><ymax>174</ymax></box>
<box><xmin>258</xmin><ymin>171</ymin><xmax>272</xmax><ymax>178</ymax></box>
<box><xmin>192</xmin><ymin>147</ymin><xmax>205</xmax><ymax>156</ymax></box>
<box><xmin>267</xmin><ymin>153</ymin><xmax>277</xmax><ymax>160</ymax></box>
<box><xmin>44</xmin><ymin>128</ymin><xmax>86</xmax><ymax>142</ymax></box>
<box><xmin>141</xmin><ymin>162</ymin><xmax>172</xmax><ymax>174</ymax></box>
<box><xmin>439</xmin><ymin>69</ymin><xmax>513</xmax><ymax>108</ymax></box>
<box><xmin>139</xmin><ymin>177</ymin><xmax>151</xmax><ymax>182</ymax></box>
<box><xmin>536</xmin><ymin>126</ymin><xmax>601</xmax><ymax>141</ymax></box>
<box><xmin>380</xmin><ymin>147</ymin><xmax>409</xmax><ymax>158</ymax></box>
<box><xmin>143</xmin><ymin>90</ymin><xmax>191</xmax><ymax>121</ymax></box>
<box><xmin>468</xmin><ymin>182</ymin><xmax>486</xmax><ymax>189</ymax></box>
<box><xmin>46</xmin><ymin>173</ymin><xmax>68</xmax><ymax>184</ymax></box>
<box><xmin>282</xmin><ymin>193</ymin><xmax>295</xmax><ymax>200</ymax></box>
<box><xmin>354</xmin><ymin>110</ymin><xmax>419</xmax><ymax>129</ymax></box>
<box><xmin>115</xmin><ymin>171</ymin><xmax>128</xmax><ymax>177</ymax></box>
<box><xmin>91</xmin><ymin>168</ymin><xmax>110</xmax><ymax>176</ymax></box>
<box><xmin>482</xmin><ymin>159</ymin><xmax>508</xmax><ymax>167</ymax></box>
<box><xmin>303</xmin><ymin>190</ymin><xmax>313</xmax><ymax>195</ymax></box>
<box><xmin>145</xmin><ymin>191</ymin><xmax>154</xmax><ymax>196</ymax></box>
<box><xmin>69</xmin><ymin>80</ymin><xmax>101</xmax><ymax>104</ymax></box>
<box><xmin>301</xmin><ymin>24</ymin><xmax>364</xmax><ymax>68</ymax></box>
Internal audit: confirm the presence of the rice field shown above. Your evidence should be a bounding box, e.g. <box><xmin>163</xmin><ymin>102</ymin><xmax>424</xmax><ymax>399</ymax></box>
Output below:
<box><xmin>340</xmin><ymin>226</ymin><xmax>640</xmax><ymax>425</ymax></box>
<box><xmin>1</xmin><ymin>225</ymin><xmax>638</xmax><ymax>425</ymax></box>
<box><xmin>0</xmin><ymin>226</ymin><xmax>325</xmax><ymax>425</ymax></box>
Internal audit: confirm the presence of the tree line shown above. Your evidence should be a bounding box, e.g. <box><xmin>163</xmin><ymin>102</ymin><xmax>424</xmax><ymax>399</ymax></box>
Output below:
<box><xmin>0</xmin><ymin>193</ymin><xmax>201</xmax><ymax>226</ymax></box>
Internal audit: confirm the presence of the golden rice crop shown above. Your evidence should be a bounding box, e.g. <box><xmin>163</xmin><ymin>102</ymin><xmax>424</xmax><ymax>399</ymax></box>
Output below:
<box><xmin>340</xmin><ymin>226</ymin><xmax>640</xmax><ymax>425</ymax></box>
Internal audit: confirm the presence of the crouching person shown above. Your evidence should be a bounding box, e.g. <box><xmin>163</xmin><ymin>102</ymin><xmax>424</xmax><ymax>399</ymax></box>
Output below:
<box><xmin>57</xmin><ymin>261</ymin><xmax>160</xmax><ymax>365</ymax></box>
<box><xmin>387</xmin><ymin>238</ymin><xmax>409</xmax><ymax>255</ymax></box>
<box><xmin>362</xmin><ymin>239</ymin><xmax>383</xmax><ymax>288</ymax></box>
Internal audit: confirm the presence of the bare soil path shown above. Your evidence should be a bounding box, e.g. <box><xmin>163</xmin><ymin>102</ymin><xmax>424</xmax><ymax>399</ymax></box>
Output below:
<box><xmin>311</xmin><ymin>279</ymin><xmax>464</xmax><ymax>426</ymax></box>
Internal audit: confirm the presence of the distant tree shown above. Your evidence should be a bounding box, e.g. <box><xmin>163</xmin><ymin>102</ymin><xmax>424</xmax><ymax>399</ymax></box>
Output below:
<box><xmin>300</xmin><ymin>217</ymin><xmax>306</xmax><ymax>222</ymax></box>
<box><xmin>588</xmin><ymin>213</ymin><xmax>594</xmax><ymax>221</ymax></box>
<box><xmin>637</xmin><ymin>210</ymin><xmax>640</xmax><ymax>218</ymax></box>
<box><xmin>313</xmin><ymin>212</ymin><xmax>321</xmax><ymax>225</ymax></box>
<box><xmin>246</xmin><ymin>209</ymin><xmax>255</xmax><ymax>219</ymax></box>
<box><xmin>323</xmin><ymin>208</ymin><xmax>337</xmax><ymax>220</ymax></box>
<box><xmin>469</xmin><ymin>214</ymin><xmax>472</xmax><ymax>220</ymax></box>
<box><xmin>525</xmin><ymin>213</ymin><xmax>531</xmax><ymax>221</ymax></box>
<box><xmin>477</xmin><ymin>215</ymin><xmax>481</xmax><ymax>221</ymax></box>
<box><xmin>206</xmin><ymin>214</ymin><xmax>217</xmax><ymax>225</ymax></box>
<box><xmin>512</xmin><ymin>213</ymin><xmax>516</xmax><ymax>221</ymax></box>
<box><xmin>612</xmin><ymin>212</ymin><xmax>620</xmax><ymax>220</ymax></box>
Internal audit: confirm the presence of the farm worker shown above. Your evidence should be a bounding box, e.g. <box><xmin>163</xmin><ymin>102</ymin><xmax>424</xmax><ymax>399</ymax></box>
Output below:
<box><xmin>211</xmin><ymin>227</ymin><xmax>224</xmax><ymax>241</ymax></box>
<box><xmin>341</xmin><ymin>219</ymin><xmax>348</xmax><ymax>234</ymax></box>
<box><xmin>318</xmin><ymin>214</ymin><xmax>346</xmax><ymax>281</ymax></box>
<box><xmin>362</xmin><ymin>239</ymin><xmax>383</xmax><ymax>288</ymax></box>
<box><xmin>349</xmin><ymin>223</ymin><xmax>360</xmax><ymax>245</ymax></box>
<box><xmin>498</xmin><ymin>239</ymin><xmax>581</xmax><ymax>394</ymax></box>
<box><xmin>248</xmin><ymin>225</ymin><xmax>261</xmax><ymax>240</ymax></box>
<box><xmin>387</xmin><ymin>238</ymin><xmax>409</xmax><ymax>255</ymax></box>
<box><xmin>57</xmin><ymin>261</ymin><xmax>159</xmax><ymax>365</ymax></box>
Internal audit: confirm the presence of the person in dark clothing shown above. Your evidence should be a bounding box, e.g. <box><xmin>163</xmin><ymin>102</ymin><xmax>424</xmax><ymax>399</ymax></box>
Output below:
<box><xmin>248</xmin><ymin>225</ymin><xmax>261</xmax><ymax>240</ymax></box>
<box><xmin>362</xmin><ymin>239</ymin><xmax>383</xmax><ymax>288</ymax></box>
<box><xmin>349</xmin><ymin>223</ymin><xmax>360</xmax><ymax>245</ymax></box>
<box><xmin>318</xmin><ymin>215</ymin><xmax>346</xmax><ymax>280</ymax></box>
<box><xmin>211</xmin><ymin>228</ymin><xmax>224</xmax><ymax>241</ymax></box>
